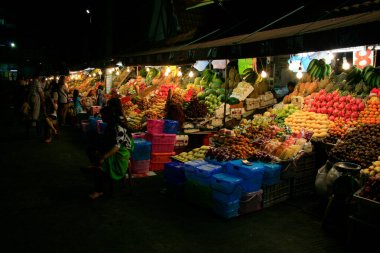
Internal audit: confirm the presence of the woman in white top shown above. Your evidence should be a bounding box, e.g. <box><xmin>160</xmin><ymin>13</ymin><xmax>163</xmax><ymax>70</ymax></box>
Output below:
<box><xmin>57</xmin><ymin>75</ymin><xmax>70</xmax><ymax>126</ymax></box>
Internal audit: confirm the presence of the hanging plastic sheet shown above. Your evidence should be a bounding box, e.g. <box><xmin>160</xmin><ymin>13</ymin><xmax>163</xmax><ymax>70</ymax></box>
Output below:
<box><xmin>211</xmin><ymin>59</ymin><xmax>229</xmax><ymax>69</ymax></box>
<box><xmin>193</xmin><ymin>60</ymin><xmax>209</xmax><ymax>71</ymax></box>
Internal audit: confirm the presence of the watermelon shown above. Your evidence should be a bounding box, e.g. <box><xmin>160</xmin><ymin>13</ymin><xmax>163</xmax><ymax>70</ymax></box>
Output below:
<box><xmin>227</xmin><ymin>97</ymin><xmax>240</xmax><ymax>105</ymax></box>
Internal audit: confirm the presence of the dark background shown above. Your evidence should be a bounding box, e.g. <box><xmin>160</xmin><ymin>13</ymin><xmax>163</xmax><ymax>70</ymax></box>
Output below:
<box><xmin>1</xmin><ymin>0</ymin><xmax>376</xmax><ymax>74</ymax></box>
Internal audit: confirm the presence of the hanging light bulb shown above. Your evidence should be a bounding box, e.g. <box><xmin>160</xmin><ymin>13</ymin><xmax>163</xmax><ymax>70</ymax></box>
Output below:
<box><xmin>116</xmin><ymin>71</ymin><xmax>120</xmax><ymax>76</ymax></box>
<box><xmin>177</xmin><ymin>71</ymin><xmax>182</xmax><ymax>77</ymax></box>
<box><xmin>261</xmin><ymin>70</ymin><xmax>267</xmax><ymax>78</ymax></box>
<box><xmin>296</xmin><ymin>70</ymin><xmax>303</xmax><ymax>79</ymax></box>
<box><xmin>146</xmin><ymin>67</ymin><xmax>150</xmax><ymax>72</ymax></box>
<box><xmin>189</xmin><ymin>70</ymin><xmax>194</xmax><ymax>78</ymax></box>
<box><xmin>127</xmin><ymin>67</ymin><xmax>130</xmax><ymax>72</ymax></box>
<box><xmin>342</xmin><ymin>57</ymin><xmax>350</xmax><ymax>70</ymax></box>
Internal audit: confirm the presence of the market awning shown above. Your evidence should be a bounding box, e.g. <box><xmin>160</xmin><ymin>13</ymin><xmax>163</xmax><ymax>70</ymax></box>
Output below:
<box><xmin>121</xmin><ymin>10</ymin><xmax>380</xmax><ymax>65</ymax></box>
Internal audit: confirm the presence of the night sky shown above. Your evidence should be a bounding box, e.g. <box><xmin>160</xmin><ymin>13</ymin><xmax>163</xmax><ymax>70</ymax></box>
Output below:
<box><xmin>2</xmin><ymin>0</ymin><xmax>372</xmax><ymax>72</ymax></box>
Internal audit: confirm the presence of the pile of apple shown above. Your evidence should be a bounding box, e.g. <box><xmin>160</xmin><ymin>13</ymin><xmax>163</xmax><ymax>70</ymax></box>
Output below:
<box><xmin>305</xmin><ymin>89</ymin><xmax>365</xmax><ymax>122</ymax></box>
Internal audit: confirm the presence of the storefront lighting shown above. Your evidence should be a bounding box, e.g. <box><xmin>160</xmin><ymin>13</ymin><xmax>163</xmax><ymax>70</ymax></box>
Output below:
<box><xmin>116</xmin><ymin>71</ymin><xmax>120</xmax><ymax>76</ymax></box>
<box><xmin>92</xmin><ymin>73</ymin><xmax>96</xmax><ymax>77</ymax></box>
<box><xmin>86</xmin><ymin>9</ymin><xmax>90</xmax><ymax>14</ymax></box>
<box><xmin>342</xmin><ymin>57</ymin><xmax>350</xmax><ymax>70</ymax></box>
<box><xmin>99</xmin><ymin>70</ymin><xmax>103</xmax><ymax>75</ymax></box>
<box><xmin>127</xmin><ymin>67</ymin><xmax>130</xmax><ymax>72</ymax></box>
<box><xmin>189</xmin><ymin>70</ymin><xmax>194</xmax><ymax>78</ymax></box>
<box><xmin>177</xmin><ymin>71</ymin><xmax>182</xmax><ymax>77</ymax></box>
<box><xmin>10</xmin><ymin>42</ymin><xmax>16</xmax><ymax>48</ymax></box>
<box><xmin>146</xmin><ymin>67</ymin><xmax>150</xmax><ymax>72</ymax></box>
<box><xmin>261</xmin><ymin>70</ymin><xmax>267</xmax><ymax>78</ymax></box>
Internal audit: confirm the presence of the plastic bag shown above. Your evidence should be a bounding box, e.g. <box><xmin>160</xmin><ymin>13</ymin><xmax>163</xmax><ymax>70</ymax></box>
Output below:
<box><xmin>315</xmin><ymin>160</ymin><xmax>335</xmax><ymax>197</ymax></box>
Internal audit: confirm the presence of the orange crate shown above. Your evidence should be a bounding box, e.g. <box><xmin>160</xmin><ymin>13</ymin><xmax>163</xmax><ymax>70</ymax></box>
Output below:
<box><xmin>151</xmin><ymin>152</ymin><xmax>175</xmax><ymax>163</ymax></box>
<box><xmin>150</xmin><ymin>162</ymin><xmax>165</xmax><ymax>171</ymax></box>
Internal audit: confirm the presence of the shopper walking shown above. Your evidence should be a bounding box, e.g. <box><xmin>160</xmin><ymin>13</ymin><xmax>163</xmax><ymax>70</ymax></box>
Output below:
<box><xmin>28</xmin><ymin>74</ymin><xmax>45</xmax><ymax>128</ymax></box>
<box><xmin>57</xmin><ymin>75</ymin><xmax>70</xmax><ymax>126</ymax></box>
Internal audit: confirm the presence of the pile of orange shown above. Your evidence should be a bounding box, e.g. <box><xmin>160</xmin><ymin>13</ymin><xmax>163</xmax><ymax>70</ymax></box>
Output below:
<box><xmin>328</xmin><ymin>119</ymin><xmax>357</xmax><ymax>139</ymax></box>
<box><xmin>358</xmin><ymin>98</ymin><xmax>380</xmax><ymax>124</ymax></box>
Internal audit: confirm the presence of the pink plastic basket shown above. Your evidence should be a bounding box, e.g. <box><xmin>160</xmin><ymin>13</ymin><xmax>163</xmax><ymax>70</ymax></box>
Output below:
<box><xmin>145</xmin><ymin>133</ymin><xmax>177</xmax><ymax>144</ymax></box>
<box><xmin>147</xmin><ymin>119</ymin><xmax>164</xmax><ymax>134</ymax></box>
<box><xmin>132</xmin><ymin>132</ymin><xmax>146</xmax><ymax>139</ymax></box>
<box><xmin>130</xmin><ymin>159</ymin><xmax>150</xmax><ymax>174</ymax></box>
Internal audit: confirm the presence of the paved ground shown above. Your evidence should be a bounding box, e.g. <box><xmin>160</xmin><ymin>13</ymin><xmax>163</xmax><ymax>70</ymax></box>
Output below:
<box><xmin>0</xmin><ymin>81</ymin><xmax>371</xmax><ymax>253</ymax></box>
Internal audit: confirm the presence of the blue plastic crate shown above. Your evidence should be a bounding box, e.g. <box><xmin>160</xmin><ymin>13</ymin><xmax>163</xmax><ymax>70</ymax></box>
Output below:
<box><xmin>194</xmin><ymin>164</ymin><xmax>222</xmax><ymax>186</ymax></box>
<box><xmin>184</xmin><ymin>164</ymin><xmax>198</xmax><ymax>182</ymax></box>
<box><xmin>205</xmin><ymin>158</ymin><xmax>229</xmax><ymax>171</ymax></box>
<box><xmin>213</xmin><ymin>199</ymin><xmax>240</xmax><ymax>219</ymax></box>
<box><xmin>131</xmin><ymin>139</ymin><xmax>151</xmax><ymax>160</ymax></box>
<box><xmin>164</xmin><ymin>162</ymin><xmax>186</xmax><ymax>183</ymax></box>
<box><xmin>211</xmin><ymin>173</ymin><xmax>242</xmax><ymax>202</ymax></box>
<box><xmin>259</xmin><ymin>162</ymin><xmax>282</xmax><ymax>186</ymax></box>
<box><xmin>225</xmin><ymin>160</ymin><xmax>265</xmax><ymax>193</ymax></box>
<box><xmin>184</xmin><ymin>160</ymin><xmax>208</xmax><ymax>167</ymax></box>
<box><xmin>163</xmin><ymin>119</ymin><xmax>179</xmax><ymax>134</ymax></box>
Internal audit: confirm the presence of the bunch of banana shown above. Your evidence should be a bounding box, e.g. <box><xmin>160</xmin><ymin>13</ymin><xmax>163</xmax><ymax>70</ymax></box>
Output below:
<box><xmin>144</xmin><ymin>100</ymin><xmax>166</xmax><ymax>119</ymax></box>
<box><xmin>307</xmin><ymin>59</ymin><xmax>332</xmax><ymax>80</ymax></box>
<box><xmin>227</xmin><ymin>67</ymin><xmax>240</xmax><ymax>89</ymax></box>
<box><xmin>346</xmin><ymin>65</ymin><xmax>363</xmax><ymax>85</ymax></box>
<box><xmin>127</xmin><ymin>115</ymin><xmax>144</xmax><ymax>132</ymax></box>
<box><xmin>362</xmin><ymin>65</ymin><xmax>380</xmax><ymax>88</ymax></box>
<box><xmin>242</xmin><ymin>68</ymin><xmax>261</xmax><ymax>84</ymax></box>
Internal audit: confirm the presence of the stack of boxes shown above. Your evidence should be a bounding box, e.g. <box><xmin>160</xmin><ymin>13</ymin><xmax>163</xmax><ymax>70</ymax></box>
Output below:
<box><xmin>130</xmin><ymin>138</ymin><xmax>151</xmax><ymax>174</ymax></box>
<box><xmin>162</xmin><ymin>158</ymin><xmax>288</xmax><ymax>219</ymax></box>
<box><xmin>145</xmin><ymin>119</ymin><xmax>178</xmax><ymax>171</ymax></box>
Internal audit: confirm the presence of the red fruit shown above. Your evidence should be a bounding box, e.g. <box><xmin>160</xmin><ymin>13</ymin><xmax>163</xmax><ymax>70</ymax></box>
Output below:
<box><xmin>329</xmin><ymin>115</ymin><xmax>335</xmax><ymax>121</ymax></box>
<box><xmin>319</xmin><ymin>89</ymin><xmax>326</xmax><ymax>94</ymax></box>
<box><xmin>326</xmin><ymin>94</ymin><xmax>332</xmax><ymax>101</ymax></box>
<box><xmin>351</xmin><ymin>111</ymin><xmax>359</xmax><ymax>118</ymax></box>
<box><xmin>345</xmin><ymin>110</ymin><xmax>352</xmax><ymax>117</ymax></box>
<box><xmin>333</xmin><ymin>109</ymin><xmax>339</xmax><ymax>116</ymax></box>
<box><xmin>338</xmin><ymin>103</ymin><xmax>345</xmax><ymax>110</ymax></box>
<box><xmin>320</xmin><ymin>107</ymin><xmax>327</xmax><ymax>114</ymax></box>
<box><xmin>346</xmin><ymin>95</ymin><xmax>353</xmax><ymax>102</ymax></box>
<box><xmin>334</xmin><ymin>102</ymin><xmax>340</xmax><ymax>108</ymax></box>
<box><xmin>358</xmin><ymin>102</ymin><xmax>365</xmax><ymax>111</ymax></box>
<box><xmin>314</xmin><ymin>95</ymin><xmax>320</xmax><ymax>101</ymax></box>
<box><xmin>321</xmin><ymin>101</ymin><xmax>327</xmax><ymax>107</ymax></box>
<box><xmin>316</xmin><ymin>101</ymin><xmax>321</xmax><ymax>108</ymax></box>
<box><xmin>317</xmin><ymin>108</ymin><xmax>321</xmax><ymax>113</ymax></box>
<box><xmin>327</xmin><ymin>107</ymin><xmax>334</xmax><ymax>115</ymax></box>
<box><xmin>351</xmin><ymin>104</ymin><xmax>358</xmax><ymax>111</ymax></box>
<box><xmin>332</xmin><ymin>90</ymin><xmax>339</xmax><ymax>96</ymax></box>
<box><xmin>326</xmin><ymin>101</ymin><xmax>333</xmax><ymax>107</ymax></box>
<box><xmin>345</xmin><ymin>104</ymin><xmax>351</xmax><ymax>111</ymax></box>
<box><xmin>339</xmin><ymin>111</ymin><xmax>345</xmax><ymax>117</ymax></box>
<box><xmin>356</xmin><ymin>98</ymin><xmax>362</xmax><ymax>105</ymax></box>
<box><xmin>339</xmin><ymin>97</ymin><xmax>346</xmax><ymax>103</ymax></box>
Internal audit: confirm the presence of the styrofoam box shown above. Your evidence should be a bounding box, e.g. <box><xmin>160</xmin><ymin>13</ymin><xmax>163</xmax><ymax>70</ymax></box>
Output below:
<box><xmin>231</xmin><ymin>108</ymin><xmax>245</xmax><ymax>118</ymax></box>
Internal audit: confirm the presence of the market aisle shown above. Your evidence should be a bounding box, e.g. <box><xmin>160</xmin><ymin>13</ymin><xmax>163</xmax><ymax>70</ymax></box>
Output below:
<box><xmin>0</xmin><ymin>81</ymin><xmax>355</xmax><ymax>253</ymax></box>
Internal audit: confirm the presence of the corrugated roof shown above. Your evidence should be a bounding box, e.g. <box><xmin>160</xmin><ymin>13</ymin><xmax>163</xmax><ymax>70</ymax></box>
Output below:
<box><xmin>123</xmin><ymin>9</ymin><xmax>380</xmax><ymax>61</ymax></box>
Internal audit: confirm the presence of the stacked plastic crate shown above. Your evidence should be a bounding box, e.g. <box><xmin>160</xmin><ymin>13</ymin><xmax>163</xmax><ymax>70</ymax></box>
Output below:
<box><xmin>224</xmin><ymin>160</ymin><xmax>266</xmax><ymax>215</ymax></box>
<box><xmin>145</xmin><ymin>119</ymin><xmax>178</xmax><ymax>171</ymax></box>
<box><xmin>184</xmin><ymin>160</ymin><xmax>222</xmax><ymax>209</ymax></box>
<box><xmin>211</xmin><ymin>173</ymin><xmax>243</xmax><ymax>218</ymax></box>
<box><xmin>130</xmin><ymin>138</ymin><xmax>152</xmax><ymax>174</ymax></box>
<box><xmin>163</xmin><ymin>161</ymin><xmax>187</xmax><ymax>197</ymax></box>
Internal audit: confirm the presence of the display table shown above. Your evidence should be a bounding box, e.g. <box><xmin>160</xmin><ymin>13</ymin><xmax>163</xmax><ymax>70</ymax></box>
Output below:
<box><xmin>185</xmin><ymin>131</ymin><xmax>216</xmax><ymax>149</ymax></box>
